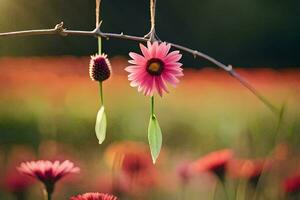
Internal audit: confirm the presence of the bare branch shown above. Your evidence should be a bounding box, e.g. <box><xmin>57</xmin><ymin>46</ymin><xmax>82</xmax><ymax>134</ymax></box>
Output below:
<box><xmin>0</xmin><ymin>22</ymin><xmax>279</xmax><ymax>113</ymax></box>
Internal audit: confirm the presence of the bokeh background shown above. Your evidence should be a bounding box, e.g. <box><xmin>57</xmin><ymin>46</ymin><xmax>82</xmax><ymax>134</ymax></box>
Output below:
<box><xmin>1</xmin><ymin>0</ymin><xmax>300</xmax><ymax>67</ymax></box>
<box><xmin>0</xmin><ymin>0</ymin><xmax>300</xmax><ymax>200</ymax></box>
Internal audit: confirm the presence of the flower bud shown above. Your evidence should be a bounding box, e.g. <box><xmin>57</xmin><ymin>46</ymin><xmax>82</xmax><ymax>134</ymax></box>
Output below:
<box><xmin>89</xmin><ymin>54</ymin><xmax>112</xmax><ymax>82</ymax></box>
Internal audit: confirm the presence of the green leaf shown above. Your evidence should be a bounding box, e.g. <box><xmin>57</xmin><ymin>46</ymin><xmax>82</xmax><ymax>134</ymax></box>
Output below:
<box><xmin>148</xmin><ymin>114</ymin><xmax>162</xmax><ymax>164</ymax></box>
<box><xmin>95</xmin><ymin>106</ymin><xmax>107</xmax><ymax>144</ymax></box>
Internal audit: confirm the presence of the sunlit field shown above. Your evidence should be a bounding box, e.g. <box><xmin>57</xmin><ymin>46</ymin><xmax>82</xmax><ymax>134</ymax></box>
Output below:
<box><xmin>1</xmin><ymin>56</ymin><xmax>300</xmax><ymax>199</ymax></box>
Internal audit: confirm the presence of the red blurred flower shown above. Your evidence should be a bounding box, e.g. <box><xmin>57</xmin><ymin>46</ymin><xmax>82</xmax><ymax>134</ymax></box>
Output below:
<box><xmin>122</xmin><ymin>152</ymin><xmax>152</xmax><ymax>177</ymax></box>
<box><xmin>105</xmin><ymin>141</ymin><xmax>158</xmax><ymax>197</ymax></box>
<box><xmin>70</xmin><ymin>192</ymin><xmax>117</xmax><ymax>200</ymax></box>
<box><xmin>190</xmin><ymin>149</ymin><xmax>233</xmax><ymax>180</ymax></box>
<box><xmin>283</xmin><ymin>174</ymin><xmax>300</xmax><ymax>194</ymax></box>
<box><xmin>228</xmin><ymin>159</ymin><xmax>272</xmax><ymax>185</ymax></box>
<box><xmin>3</xmin><ymin>169</ymin><xmax>34</xmax><ymax>193</ymax></box>
<box><xmin>105</xmin><ymin>141</ymin><xmax>154</xmax><ymax>177</ymax></box>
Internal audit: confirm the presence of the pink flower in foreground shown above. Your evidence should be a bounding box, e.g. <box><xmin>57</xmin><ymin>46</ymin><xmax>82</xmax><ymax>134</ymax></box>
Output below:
<box><xmin>125</xmin><ymin>41</ymin><xmax>183</xmax><ymax>96</ymax></box>
<box><xmin>17</xmin><ymin>160</ymin><xmax>79</xmax><ymax>185</ymax></box>
<box><xmin>18</xmin><ymin>160</ymin><xmax>79</xmax><ymax>200</ymax></box>
<box><xmin>70</xmin><ymin>192</ymin><xmax>118</xmax><ymax>200</ymax></box>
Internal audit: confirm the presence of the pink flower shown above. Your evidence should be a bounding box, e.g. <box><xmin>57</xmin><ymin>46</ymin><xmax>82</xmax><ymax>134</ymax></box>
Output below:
<box><xmin>125</xmin><ymin>41</ymin><xmax>183</xmax><ymax>97</ymax></box>
<box><xmin>104</xmin><ymin>141</ymin><xmax>158</xmax><ymax>197</ymax></box>
<box><xmin>70</xmin><ymin>192</ymin><xmax>118</xmax><ymax>200</ymax></box>
<box><xmin>17</xmin><ymin>160</ymin><xmax>80</xmax><ymax>185</ymax></box>
<box><xmin>190</xmin><ymin>149</ymin><xmax>233</xmax><ymax>180</ymax></box>
<box><xmin>228</xmin><ymin>159</ymin><xmax>272</xmax><ymax>185</ymax></box>
<box><xmin>105</xmin><ymin>141</ymin><xmax>153</xmax><ymax>176</ymax></box>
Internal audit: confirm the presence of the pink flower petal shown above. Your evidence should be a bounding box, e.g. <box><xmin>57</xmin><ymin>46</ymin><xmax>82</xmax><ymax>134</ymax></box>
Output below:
<box><xmin>162</xmin><ymin>73</ymin><xmax>180</xmax><ymax>87</ymax></box>
<box><xmin>164</xmin><ymin>51</ymin><xmax>182</xmax><ymax>63</ymax></box>
<box><xmin>140</xmin><ymin>43</ymin><xmax>151</xmax><ymax>59</ymax></box>
<box><xmin>150</xmin><ymin>42</ymin><xmax>159</xmax><ymax>58</ymax></box>
<box><xmin>129</xmin><ymin>52</ymin><xmax>146</xmax><ymax>65</ymax></box>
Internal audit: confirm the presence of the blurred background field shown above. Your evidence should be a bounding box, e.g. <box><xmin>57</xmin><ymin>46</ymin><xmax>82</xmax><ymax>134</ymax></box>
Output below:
<box><xmin>0</xmin><ymin>56</ymin><xmax>300</xmax><ymax>199</ymax></box>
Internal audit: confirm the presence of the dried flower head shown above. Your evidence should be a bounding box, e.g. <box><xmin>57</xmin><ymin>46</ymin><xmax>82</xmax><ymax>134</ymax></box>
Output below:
<box><xmin>70</xmin><ymin>192</ymin><xmax>118</xmax><ymax>200</ymax></box>
<box><xmin>125</xmin><ymin>41</ymin><xmax>183</xmax><ymax>97</ymax></box>
<box><xmin>89</xmin><ymin>54</ymin><xmax>112</xmax><ymax>82</ymax></box>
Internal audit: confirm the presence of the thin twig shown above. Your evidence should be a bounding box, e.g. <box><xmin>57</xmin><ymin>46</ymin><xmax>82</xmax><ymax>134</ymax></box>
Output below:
<box><xmin>0</xmin><ymin>22</ymin><xmax>279</xmax><ymax>113</ymax></box>
<box><xmin>150</xmin><ymin>0</ymin><xmax>156</xmax><ymax>30</ymax></box>
<box><xmin>96</xmin><ymin>0</ymin><xmax>101</xmax><ymax>26</ymax></box>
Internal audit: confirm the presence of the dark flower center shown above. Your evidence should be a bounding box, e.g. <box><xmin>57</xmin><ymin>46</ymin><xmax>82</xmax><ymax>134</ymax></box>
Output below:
<box><xmin>146</xmin><ymin>58</ymin><xmax>164</xmax><ymax>76</ymax></box>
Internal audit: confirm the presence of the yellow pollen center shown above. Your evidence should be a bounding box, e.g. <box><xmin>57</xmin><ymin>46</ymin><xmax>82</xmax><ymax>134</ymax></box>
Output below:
<box><xmin>148</xmin><ymin>62</ymin><xmax>161</xmax><ymax>72</ymax></box>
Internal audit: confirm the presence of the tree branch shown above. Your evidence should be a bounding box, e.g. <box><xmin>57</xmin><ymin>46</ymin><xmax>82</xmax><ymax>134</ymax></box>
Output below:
<box><xmin>0</xmin><ymin>22</ymin><xmax>279</xmax><ymax>113</ymax></box>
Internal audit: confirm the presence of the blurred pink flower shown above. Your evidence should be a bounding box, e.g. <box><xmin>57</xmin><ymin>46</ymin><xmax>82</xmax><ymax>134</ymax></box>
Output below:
<box><xmin>3</xmin><ymin>170</ymin><xmax>34</xmax><ymax>193</ymax></box>
<box><xmin>104</xmin><ymin>141</ymin><xmax>159</xmax><ymax>197</ymax></box>
<box><xmin>228</xmin><ymin>159</ymin><xmax>272</xmax><ymax>185</ymax></box>
<box><xmin>122</xmin><ymin>152</ymin><xmax>153</xmax><ymax>177</ymax></box>
<box><xmin>17</xmin><ymin>160</ymin><xmax>79</xmax><ymax>184</ymax></box>
<box><xmin>70</xmin><ymin>192</ymin><xmax>117</xmax><ymax>200</ymax></box>
<box><xmin>105</xmin><ymin>141</ymin><xmax>154</xmax><ymax>176</ymax></box>
<box><xmin>125</xmin><ymin>41</ymin><xmax>183</xmax><ymax>96</ymax></box>
<box><xmin>17</xmin><ymin>160</ymin><xmax>80</xmax><ymax>199</ymax></box>
<box><xmin>190</xmin><ymin>149</ymin><xmax>233</xmax><ymax>180</ymax></box>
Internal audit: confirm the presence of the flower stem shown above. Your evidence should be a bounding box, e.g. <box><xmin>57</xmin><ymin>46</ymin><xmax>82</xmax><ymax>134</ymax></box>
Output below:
<box><xmin>96</xmin><ymin>0</ymin><xmax>102</xmax><ymax>54</ymax></box>
<box><xmin>99</xmin><ymin>81</ymin><xmax>104</xmax><ymax>106</ymax></box>
<box><xmin>236</xmin><ymin>180</ymin><xmax>247</xmax><ymax>200</ymax></box>
<box><xmin>151</xmin><ymin>96</ymin><xmax>155</xmax><ymax>116</ymax></box>
<box><xmin>43</xmin><ymin>185</ymin><xmax>53</xmax><ymax>200</ymax></box>
<box><xmin>180</xmin><ymin>183</ymin><xmax>186</xmax><ymax>200</ymax></box>
<box><xmin>96</xmin><ymin>0</ymin><xmax>103</xmax><ymax>108</ymax></box>
<box><xmin>219</xmin><ymin>179</ymin><xmax>230</xmax><ymax>200</ymax></box>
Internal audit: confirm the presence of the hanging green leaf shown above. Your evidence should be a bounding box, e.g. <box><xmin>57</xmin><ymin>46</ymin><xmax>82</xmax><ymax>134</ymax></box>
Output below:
<box><xmin>95</xmin><ymin>106</ymin><xmax>107</xmax><ymax>144</ymax></box>
<box><xmin>148</xmin><ymin>114</ymin><xmax>162</xmax><ymax>164</ymax></box>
